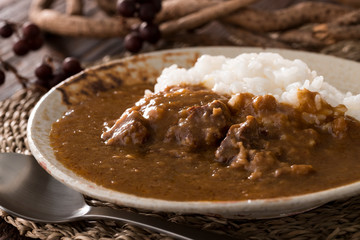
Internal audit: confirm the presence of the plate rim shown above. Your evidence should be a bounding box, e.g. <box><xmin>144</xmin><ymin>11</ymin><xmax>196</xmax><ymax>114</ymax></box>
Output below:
<box><xmin>27</xmin><ymin>46</ymin><xmax>360</xmax><ymax>218</ymax></box>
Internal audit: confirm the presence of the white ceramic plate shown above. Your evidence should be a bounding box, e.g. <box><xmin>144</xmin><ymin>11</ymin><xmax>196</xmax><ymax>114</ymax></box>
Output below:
<box><xmin>27</xmin><ymin>47</ymin><xmax>360</xmax><ymax>218</ymax></box>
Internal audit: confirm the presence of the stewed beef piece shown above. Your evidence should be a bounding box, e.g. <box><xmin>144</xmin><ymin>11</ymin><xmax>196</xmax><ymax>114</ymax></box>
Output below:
<box><xmin>102</xmin><ymin>110</ymin><xmax>149</xmax><ymax>146</ymax></box>
<box><xmin>165</xmin><ymin>100</ymin><xmax>231</xmax><ymax>148</ymax></box>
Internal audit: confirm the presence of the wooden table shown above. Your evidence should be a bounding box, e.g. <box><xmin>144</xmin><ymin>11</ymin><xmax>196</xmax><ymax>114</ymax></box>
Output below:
<box><xmin>0</xmin><ymin>0</ymin><xmax>130</xmax><ymax>101</ymax></box>
<box><xmin>0</xmin><ymin>0</ymin><xmax>316</xmax><ymax>101</ymax></box>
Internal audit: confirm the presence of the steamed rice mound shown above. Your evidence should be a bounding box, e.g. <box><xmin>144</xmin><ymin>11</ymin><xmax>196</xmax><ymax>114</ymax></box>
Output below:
<box><xmin>154</xmin><ymin>52</ymin><xmax>360</xmax><ymax>120</ymax></box>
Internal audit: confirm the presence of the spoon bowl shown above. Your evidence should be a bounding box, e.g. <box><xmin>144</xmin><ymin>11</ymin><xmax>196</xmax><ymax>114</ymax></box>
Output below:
<box><xmin>0</xmin><ymin>153</ymin><xmax>235</xmax><ymax>240</ymax></box>
<box><xmin>0</xmin><ymin>153</ymin><xmax>88</xmax><ymax>222</ymax></box>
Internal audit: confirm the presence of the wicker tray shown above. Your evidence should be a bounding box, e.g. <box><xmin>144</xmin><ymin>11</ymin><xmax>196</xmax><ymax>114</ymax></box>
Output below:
<box><xmin>2</xmin><ymin>72</ymin><xmax>360</xmax><ymax>239</ymax></box>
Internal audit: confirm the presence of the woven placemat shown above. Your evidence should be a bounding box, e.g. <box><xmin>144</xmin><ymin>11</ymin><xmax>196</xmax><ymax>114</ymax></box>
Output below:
<box><xmin>2</xmin><ymin>84</ymin><xmax>360</xmax><ymax>240</ymax></box>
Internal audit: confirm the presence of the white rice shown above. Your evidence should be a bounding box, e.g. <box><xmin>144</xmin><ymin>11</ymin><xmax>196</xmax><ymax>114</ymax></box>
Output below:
<box><xmin>153</xmin><ymin>52</ymin><xmax>360</xmax><ymax>120</ymax></box>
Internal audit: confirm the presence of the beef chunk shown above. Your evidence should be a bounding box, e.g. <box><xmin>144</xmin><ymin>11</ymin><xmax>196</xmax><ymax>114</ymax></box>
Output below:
<box><xmin>228</xmin><ymin>94</ymin><xmax>278</xmax><ymax>118</ymax></box>
<box><xmin>165</xmin><ymin>100</ymin><xmax>231</xmax><ymax>149</ymax></box>
<box><xmin>252</xmin><ymin>95</ymin><xmax>277</xmax><ymax>113</ymax></box>
<box><xmin>227</xmin><ymin>93</ymin><xmax>254</xmax><ymax>114</ymax></box>
<box><xmin>215</xmin><ymin>115</ymin><xmax>261</xmax><ymax>165</ymax></box>
<box><xmin>215</xmin><ymin>115</ymin><xmax>316</xmax><ymax>179</ymax></box>
<box><xmin>102</xmin><ymin>110</ymin><xmax>149</xmax><ymax>146</ymax></box>
<box><xmin>102</xmin><ymin>85</ymin><xmax>228</xmax><ymax>148</ymax></box>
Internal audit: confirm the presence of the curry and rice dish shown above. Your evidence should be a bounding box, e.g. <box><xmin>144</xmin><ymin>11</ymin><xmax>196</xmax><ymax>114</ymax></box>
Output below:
<box><xmin>50</xmin><ymin>53</ymin><xmax>360</xmax><ymax>201</ymax></box>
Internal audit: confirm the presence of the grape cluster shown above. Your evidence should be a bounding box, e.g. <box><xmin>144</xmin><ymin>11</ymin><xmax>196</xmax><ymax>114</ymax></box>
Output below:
<box><xmin>0</xmin><ymin>21</ymin><xmax>44</xmax><ymax>87</ymax></box>
<box><xmin>0</xmin><ymin>20</ymin><xmax>82</xmax><ymax>91</ymax></box>
<box><xmin>0</xmin><ymin>21</ymin><xmax>43</xmax><ymax>56</ymax></box>
<box><xmin>34</xmin><ymin>57</ymin><xmax>83</xmax><ymax>89</ymax></box>
<box><xmin>116</xmin><ymin>0</ymin><xmax>162</xmax><ymax>53</ymax></box>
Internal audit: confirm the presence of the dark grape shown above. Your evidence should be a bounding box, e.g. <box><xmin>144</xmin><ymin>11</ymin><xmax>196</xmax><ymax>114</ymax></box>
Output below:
<box><xmin>124</xmin><ymin>32</ymin><xmax>143</xmax><ymax>53</ymax></box>
<box><xmin>13</xmin><ymin>39</ymin><xmax>29</xmax><ymax>56</ymax></box>
<box><xmin>0</xmin><ymin>23</ymin><xmax>13</xmax><ymax>38</ymax></box>
<box><xmin>35</xmin><ymin>63</ymin><xmax>53</xmax><ymax>81</ymax></box>
<box><xmin>116</xmin><ymin>0</ymin><xmax>162</xmax><ymax>52</ymax></box>
<box><xmin>22</xmin><ymin>22</ymin><xmax>41</xmax><ymax>40</ymax></box>
<box><xmin>49</xmin><ymin>71</ymin><xmax>67</xmax><ymax>88</ymax></box>
<box><xmin>116</xmin><ymin>0</ymin><xmax>137</xmax><ymax>18</ymax></box>
<box><xmin>0</xmin><ymin>69</ymin><xmax>5</xmax><ymax>85</ymax></box>
<box><xmin>139</xmin><ymin>22</ymin><xmax>160</xmax><ymax>43</ymax></box>
<box><xmin>62</xmin><ymin>57</ymin><xmax>83</xmax><ymax>76</ymax></box>
<box><xmin>138</xmin><ymin>3</ymin><xmax>156</xmax><ymax>22</ymax></box>
<box><xmin>27</xmin><ymin>35</ymin><xmax>44</xmax><ymax>50</ymax></box>
<box><xmin>35</xmin><ymin>78</ymin><xmax>50</xmax><ymax>89</ymax></box>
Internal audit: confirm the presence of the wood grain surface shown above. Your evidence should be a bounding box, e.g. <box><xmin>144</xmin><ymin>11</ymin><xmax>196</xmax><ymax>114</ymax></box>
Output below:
<box><xmin>0</xmin><ymin>0</ymin><xmax>314</xmax><ymax>101</ymax></box>
<box><xmin>0</xmin><ymin>0</ymin><xmax>127</xmax><ymax>101</ymax></box>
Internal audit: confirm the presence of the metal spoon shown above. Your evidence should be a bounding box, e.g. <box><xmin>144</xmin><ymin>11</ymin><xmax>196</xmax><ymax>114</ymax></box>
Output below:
<box><xmin>0</xmin><ymin>153</ymin><xmax>237</xmax><ymax>240</ymax></box>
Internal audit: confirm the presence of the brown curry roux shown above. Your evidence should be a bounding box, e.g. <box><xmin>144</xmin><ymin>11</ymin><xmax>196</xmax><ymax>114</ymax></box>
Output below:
<box><xmin>50</xmin><ymin>83</ymin><xmax>360</xmax><ymax>201</ymax></box>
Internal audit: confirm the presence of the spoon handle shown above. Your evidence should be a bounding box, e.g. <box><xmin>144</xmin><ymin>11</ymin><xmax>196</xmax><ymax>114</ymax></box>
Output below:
<box><xmin>84</xmin><ymin>206</ymin><xmax>236</xmax><ymax>240</ymax></box>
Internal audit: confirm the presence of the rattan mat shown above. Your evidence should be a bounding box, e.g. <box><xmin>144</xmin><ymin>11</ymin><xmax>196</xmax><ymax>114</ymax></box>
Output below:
<box><xmin>2</xmin><ymin>88</ymin><xmax>360</xmax><ymax>240</ymax></box>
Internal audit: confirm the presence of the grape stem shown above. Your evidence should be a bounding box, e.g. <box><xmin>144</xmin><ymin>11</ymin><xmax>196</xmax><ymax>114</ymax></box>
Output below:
<box><xmin>0</xmin><ymin>57</ymin><xmax>29</xmax><ymax>88</ymax></box>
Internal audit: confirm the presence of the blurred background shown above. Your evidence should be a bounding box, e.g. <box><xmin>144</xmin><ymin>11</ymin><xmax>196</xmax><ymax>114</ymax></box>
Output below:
<box><xmin>0</xmin><ymin>0</ymin><xmax>359</xmax><ymax>100</ymax></box>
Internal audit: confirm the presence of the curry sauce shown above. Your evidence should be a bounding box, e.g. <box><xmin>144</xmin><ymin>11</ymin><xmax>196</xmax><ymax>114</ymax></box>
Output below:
<box><xmin>50</xmin><ymin>83</ymin><xmax>360</xmax><ymax>201</ymax></box>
